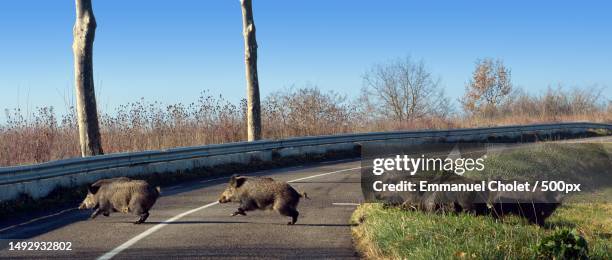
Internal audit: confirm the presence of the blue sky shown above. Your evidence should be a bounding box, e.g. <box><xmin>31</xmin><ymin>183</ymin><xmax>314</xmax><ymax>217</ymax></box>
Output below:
<box><xmin>0</xmin><ymin>1</ymin><xmax>610</xmax><ymax>119</ymax></box>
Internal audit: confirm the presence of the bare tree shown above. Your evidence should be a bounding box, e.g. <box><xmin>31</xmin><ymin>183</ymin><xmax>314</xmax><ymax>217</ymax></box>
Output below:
<box><xmin>73</xmin><ymin>0</ymin><xmax>103</xmax><ymax>156</ymax></box>
<box><xmin>462</xmin><ymin>58</ymin><xmax>512</xmax><ymax>115</ymax></box>
<box><xmin>262</xmin><ymin>86</ymin><xmax>355</xmax><ymax>138</ymax></box>
<box><xmin>363</xmin><ymin>57</ymin><xmax>450</xmax><ymax>122</ymax></box>
<box><xmin>240</xmin><ymin>0</ymin><xmax>262</xmax><ymax>141</ymax></box>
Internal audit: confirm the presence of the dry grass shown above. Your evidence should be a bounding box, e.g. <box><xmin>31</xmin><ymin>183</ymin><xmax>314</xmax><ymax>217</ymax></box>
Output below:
<box><xmin>1</xmin><ymin>87</ymin><xmax>610</xmax><ymax>167</ymax></box>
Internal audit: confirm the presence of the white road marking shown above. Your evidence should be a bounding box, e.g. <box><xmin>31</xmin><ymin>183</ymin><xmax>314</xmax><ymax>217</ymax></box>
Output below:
<box><xmin>165</xmin><ymin>160</ymin><xmax>359</xmax><ymax>193</ymax></box>
<box><xmin>288</xmin><ymin>167</ymin><xmax>360</xmax><ymax>183</ymax></box>
<box><xmin>165</xmin><ymin>175</ymin><xmax>231</xmax><ymax>189</ymax></box>
<box><xmin>97</xmin><ymin>165</ymin><xmax>361</xmax><ymax>260</ymax></box>
<box><xmin>167</xmin><ymin>158</ymin><xmax>358</xmax><ymax>188</ymax></box>
<box><xmin>97</xmin><ymin>201</ymin><xmax>219</xmax><ymax>260</ymax></box>
<box><xmin>332</xmin><ymin>203</ymin><xmax>360</xmax><ymax>206</ymax></box>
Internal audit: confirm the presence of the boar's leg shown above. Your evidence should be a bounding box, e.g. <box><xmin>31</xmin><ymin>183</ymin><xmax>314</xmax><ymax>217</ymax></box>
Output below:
<box><xmin>289</xmin><ymin>211</ymin><xmax>299</xmax><ymax>225</ymax></box>
<box><xmin>134</xmin><ymin>212</ymin><xmax>149</xmax><ymax>224</ymax></box>
<box><xmin>232</xmin><ymin>200</ymin><xmax>257</xmax><ymax>216</ymax></box>
<box><xmin>232</xmin><ymin>202</ymin><xmax>254</xmax><ymax>216</ymax></box>
<box><xmin>90</xmin><ymin>208</ymin><xmax>103</xmax><ymax>219</ymax></box>
<box><xmin>231</xmin><ymin>208</ymin><xmax>247</xmax><ymax>216</ymax></box>
<box><xmin>131</xmin><ymin>204</ymin><xmax>150</xmax><ymax>224</ymax></box>
<box><xmin>277</xmin><ymin>206</ymin><xmax>299</xmax><ymax>225</ymax></box>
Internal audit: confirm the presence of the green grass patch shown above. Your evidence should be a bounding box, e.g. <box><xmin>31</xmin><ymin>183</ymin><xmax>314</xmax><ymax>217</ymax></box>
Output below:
<box><xmin>465</xmin><ymin>143</ymin><xmax>611</xmax><ymax>189</ymax></box>
<box><xmin>352</xmin><ymin>143</ymin><xmax>611</xmax><ymax>259</ymax></box>
<box><xmin>352</xmin><ymin>203</ymin><xmax>611</xmax><ymax>259</ymax></box>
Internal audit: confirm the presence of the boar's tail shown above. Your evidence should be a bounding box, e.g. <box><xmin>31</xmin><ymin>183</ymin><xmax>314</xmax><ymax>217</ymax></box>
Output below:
<box><xmin>299</xmin><ymin>192</ymin><xmax>310</xmax><ymax>200</ymax></box>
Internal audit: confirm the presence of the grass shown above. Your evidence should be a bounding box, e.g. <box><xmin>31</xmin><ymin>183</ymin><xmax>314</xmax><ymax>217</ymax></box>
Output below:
<box><xmin>351</xmin><ymin>143</ymin><xmax>612</xmax><ymax>259</ymax></box>
<box><xmin>352</xmin><ymin>202</ymin><xmax>611</xmax><ymax>259</ymax></box>
<box><xmin>466</xmin><ymin>143</ymin><xmax>612</xmax><ymax>191</ymax></box>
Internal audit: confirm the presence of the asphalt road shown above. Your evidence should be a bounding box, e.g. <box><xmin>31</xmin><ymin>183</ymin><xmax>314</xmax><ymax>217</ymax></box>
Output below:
<box><xmin>0</xmin><ymin>159</ymin><xmax>364</xmax><ymax>259</ymax></box>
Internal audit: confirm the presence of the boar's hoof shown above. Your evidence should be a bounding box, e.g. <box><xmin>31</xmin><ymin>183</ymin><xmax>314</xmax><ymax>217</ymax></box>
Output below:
<box><xmin>231</xmin><ymin>212</ymin><xmax>246</xmax><ymax>217</ymax></box>
<box><xmin>134</xmin><ymin>212</ymin><xmax>150</xmax><ymax>224</ymax></box>
<box><xmin>103</xmin><ymin>211</ymin><xmax>110</xmax><ymax>217</ymax></box>
<box><xmin>90</xmin><ymin>209</ymin><xmax>102</xmax><ymax>219</ymax></box>
<box><xmin>287</xmin><ymin>221</ymin><xmax>295</xmax><ymax>225</ymax></box>
<box><xmin>231</xmin><ymin>209</ymin><xmax>247</xmax><ymax>216</ymax></box>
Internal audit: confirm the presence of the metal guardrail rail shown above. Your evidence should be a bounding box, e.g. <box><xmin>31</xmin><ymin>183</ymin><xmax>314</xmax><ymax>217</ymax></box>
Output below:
<box><xmin>1</xmin><ymin>122</ymin><xmax>610</xmax><ymax>186</ymax></box>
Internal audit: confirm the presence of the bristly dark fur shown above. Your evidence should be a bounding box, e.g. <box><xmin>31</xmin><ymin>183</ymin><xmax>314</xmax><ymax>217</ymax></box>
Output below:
<box><xmin>398</xmin><ymin>175</ymin><xmax>562</xmax><ymax>226</ymax></box>
<box><xmin>218</xmin><ymin>175</ymin><xmax>307</xmax><ymax>225</ymax></box>
<box><xmin>486</xmin><ymin>190</ymin><xmax>562</xmax><ymax>226</ymax></box>
<box><xmin>79</xmin><ymin>178</ymin><xmax>160</xmax><ymax>224</ymax></box>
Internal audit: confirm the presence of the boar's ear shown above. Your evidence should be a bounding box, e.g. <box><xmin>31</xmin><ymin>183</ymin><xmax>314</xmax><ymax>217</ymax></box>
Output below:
<box><xmin>88</xmin><ymin>184</ymin><xmax>101</xmax><ymax>194</ymax></box>
<box><xmin>229</xmin><ymin>175</ymin><xmax>238</xmax><ymax>186</ymax></box>
<box><xmin>234</xmin><ymin>177</ymin><xmax>247</xmax><ymax>188</ymax></box>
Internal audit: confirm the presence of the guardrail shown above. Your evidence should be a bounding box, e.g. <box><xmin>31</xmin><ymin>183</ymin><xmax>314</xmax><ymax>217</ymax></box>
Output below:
<box><xmin>0</xmin><ymin>122</ymin><xmax>610</xmax><ymax>201</ymax></box>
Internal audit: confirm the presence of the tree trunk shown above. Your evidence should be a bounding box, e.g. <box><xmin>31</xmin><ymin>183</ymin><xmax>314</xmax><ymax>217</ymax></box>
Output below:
<box><xmin>73</xmin><ymin>0</ymin><xmax>103</xmax><ymax>156</ymax></box>
<box><xmin>240</xmin><ymin>0</ymin><xmax>262</xmax><ymax>141</ymax></box>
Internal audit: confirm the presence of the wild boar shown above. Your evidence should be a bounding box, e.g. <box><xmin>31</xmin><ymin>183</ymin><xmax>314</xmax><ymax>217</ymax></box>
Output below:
<box><xmin>420</xmin><ymin>190</ymin><xmax>474</xmax><ymax>213</ymax></box>
<box><xmin>218</xmin><ymin>175</ymin><xmax>309</xmax><ymax>225</ymax></box>
<box><xmin>415</xmin><ymin>174</ymin><xmax>488</xmax><ymax>214</ymax></box>
<box><xmin>79</xmin><ymin>178</ymin><xmax>161</xmax><ymax>224</ymax></box>
<box><xmin>487</xmin><ymin>190</ymin><xmax>563</xmax><ymax>226</ymax></box>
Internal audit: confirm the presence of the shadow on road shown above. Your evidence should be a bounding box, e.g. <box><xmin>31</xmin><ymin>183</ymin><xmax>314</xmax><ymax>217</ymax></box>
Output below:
<box><xmin>0</xmin><ymin>209</ymin><xmax>89</xmax><ymax>241</ymax></box>
<box><xmin>136</xmin><ymin>220</ymin><xmax>254</xmax><ymax>225</ymax></box>
<box><xmin>116</xmin><ymin>246</ymin><xmax>359</xmax><ymax>259</ymax></box>
<box><xmin>292</xmin><ymin>223</ymin><xmax>358</xmax><ymax>227</ymax></box>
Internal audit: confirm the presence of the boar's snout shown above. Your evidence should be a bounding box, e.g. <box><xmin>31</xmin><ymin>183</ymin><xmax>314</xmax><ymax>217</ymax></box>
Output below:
<box><xmin>79</xmin><ymin>193</ymin><xmax>96</xmax><ymax>210</ymax></box>
<box><xmin>218</xmin><ymin>195</ymin><xmax>229</xmax><ymax>203</ymax></box>
<box><xmin>218</xmin><ymin>175</ymin><xmax>246</xmax><ymax>203</ymax></box>
<box><xmin>218</xmin><ymin>186</ymin><xmax>235</xmax><ymax>203</ymax></box>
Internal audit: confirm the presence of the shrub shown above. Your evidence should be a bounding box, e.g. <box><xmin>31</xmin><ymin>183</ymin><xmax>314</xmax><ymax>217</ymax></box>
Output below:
<box><xmin>535</xmin><ymin>228</ymin><xmax>589</xmax><ymax>260</ymax></box>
